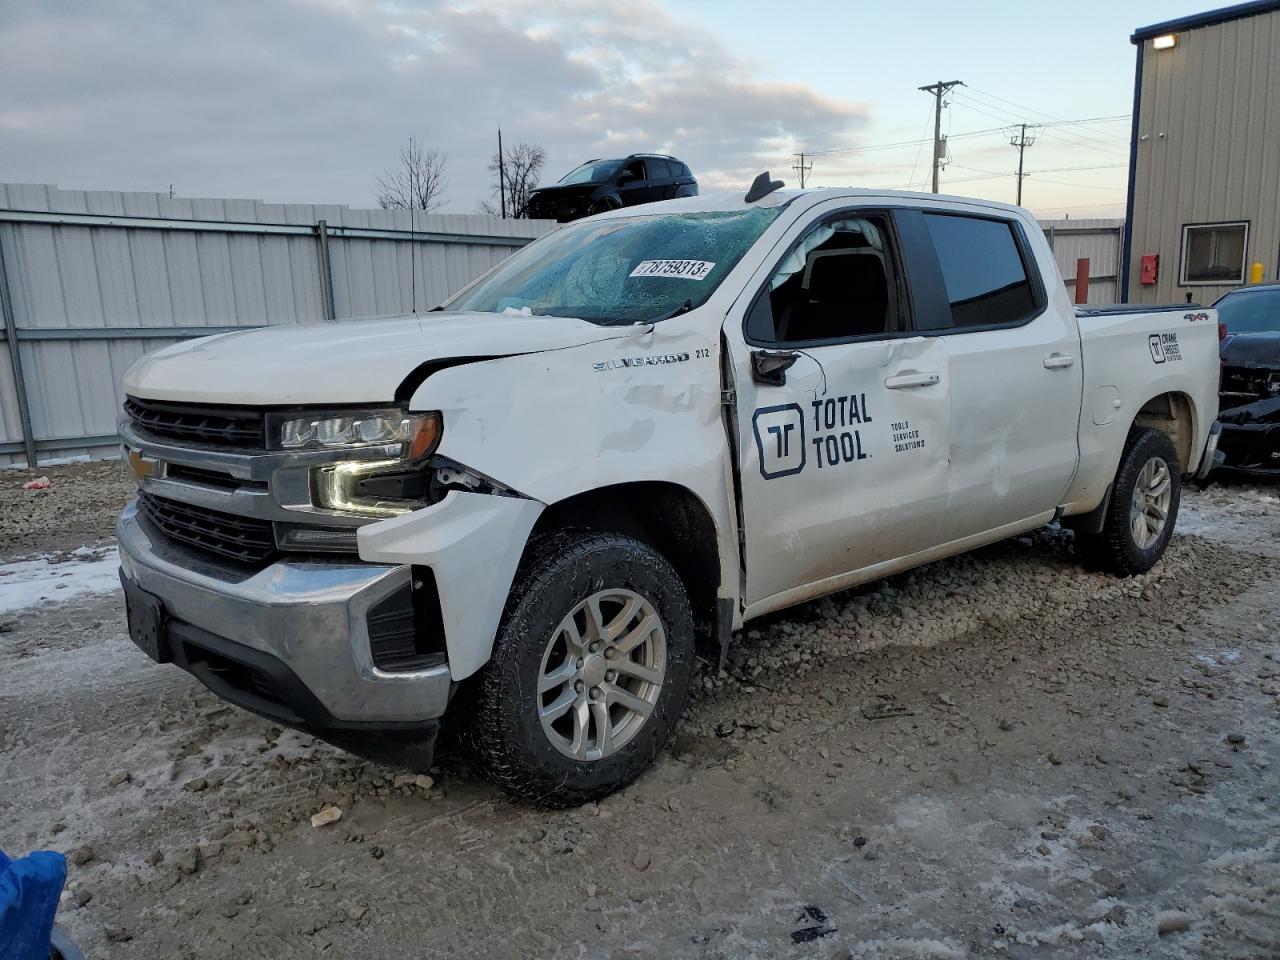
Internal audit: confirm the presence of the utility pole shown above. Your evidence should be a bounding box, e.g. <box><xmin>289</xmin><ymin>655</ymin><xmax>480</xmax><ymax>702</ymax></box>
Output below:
<box><xmin>497</xmin><ymin>127</ymin><xmax>507</xmax><ymax>219</ymax></box>
<box><xmin>792</xmin><ymin>152</ymin><xmax>812</xmax><ymax>188</ymax></box>
<box><xmin>917</xmin><ymin>80</ymin><xmax>963</xmax><ymax>193</ymax></box>
<box><xmin>1008</xmin><ymin>122</ymin><xmax>1039</xmax><ymax>206</ymax></box>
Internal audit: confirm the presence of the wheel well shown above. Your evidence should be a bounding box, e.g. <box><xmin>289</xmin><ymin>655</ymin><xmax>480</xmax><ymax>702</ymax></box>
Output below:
<box><xmin>529</xmin><ymin>483</ymin><xmax>722</xmax><ymax>643</ymax></box>
<box><xmin>1133</xmin><ymin>392</ymin><xmax>1195</xmax><ymax>471</ymax></box>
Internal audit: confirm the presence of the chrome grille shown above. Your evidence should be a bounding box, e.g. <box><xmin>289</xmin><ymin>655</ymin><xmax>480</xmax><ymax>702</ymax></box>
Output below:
<box><xmin>125</xmin><ymin>397</ymin><xmax>265</xmax><ymax>449</ymax></box>
<box><xmin>137</xmin><ymin>493</ymin><xmax>277</xmax><ymax>565</ymax></box>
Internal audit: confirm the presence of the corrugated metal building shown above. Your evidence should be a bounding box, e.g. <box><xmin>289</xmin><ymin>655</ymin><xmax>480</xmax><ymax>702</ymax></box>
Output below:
<box><xmin>1123</xmin><ymin>0</ymin><xmax>1280</xmax><ymax>303</ymax></box>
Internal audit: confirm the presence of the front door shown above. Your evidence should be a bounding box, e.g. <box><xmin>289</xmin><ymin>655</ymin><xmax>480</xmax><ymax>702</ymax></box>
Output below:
<box><xmin>726</xmin><ymin>206</ymin><xmax>952</xmax><ymax>610</ymax></box>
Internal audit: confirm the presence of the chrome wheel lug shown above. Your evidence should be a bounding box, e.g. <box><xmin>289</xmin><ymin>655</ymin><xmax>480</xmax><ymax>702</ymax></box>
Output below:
<box><xmin>589</xmin><ymin>642</ymin><xmax>600</xmax><ymax>653</ymax></box>
<box><xmin>604</xmin><ymin>648</ymin><xmax>616</xmax><ymax>660</ymax></box>
<box><xmin>574</xmin><ymin>679</ymin><xmax>585</xmax><ymax>693</ymax></box>
<box><xmin>605</xmin><ymin>670</ymin><xmax>617</xmax><ymax>682</ymax></box>
<box><xmin>576</xmin><ymin>658</ymin><xmax>584</xmax><ymax>668</ymax></box>
<box><xmin>589</xmin><ymin>686</ymin><xmax>602</xmax><ymax>700</ymax></box>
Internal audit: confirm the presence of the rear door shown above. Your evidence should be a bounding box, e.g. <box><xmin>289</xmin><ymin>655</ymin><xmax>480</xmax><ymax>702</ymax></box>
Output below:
<box><xmin>904</xmin><ymin>209</ymin><xmax>1082</xmax><ymax>540</ymax></box>
<box><xmin>617</xmin><ymin>159</ymin><xmax>654</xmax><ymax>207</ymax></box>
<box><xmin>726</xmin><ymin>203</ymin><xmax>952</xmax><ymax>610</ymax></box>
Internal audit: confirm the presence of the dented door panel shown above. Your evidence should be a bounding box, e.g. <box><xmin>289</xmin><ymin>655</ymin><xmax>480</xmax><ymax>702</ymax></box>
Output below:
<box><xmin>733</xmin><ymin>335</ymin><xmax>951</xmax><ymax>607</ymax></box>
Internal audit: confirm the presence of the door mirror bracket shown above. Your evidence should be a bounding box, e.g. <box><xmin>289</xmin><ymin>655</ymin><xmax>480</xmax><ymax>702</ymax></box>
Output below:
<box><xmin>751</xmin><ymin>349</ymin><xmax>800</xmax><ymax>386</ymax></box>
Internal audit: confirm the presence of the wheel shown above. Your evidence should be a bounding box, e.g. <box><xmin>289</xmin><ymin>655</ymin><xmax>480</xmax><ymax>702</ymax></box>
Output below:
<box><xmin>1075</xmin><ymin>427</ymin><xmax>1181</xmax><ymax>576</ymax></box>
<box><xmin>468</xmin><ymin>531</ymin><xmax>694</xmax><ymax>806</ymax></box>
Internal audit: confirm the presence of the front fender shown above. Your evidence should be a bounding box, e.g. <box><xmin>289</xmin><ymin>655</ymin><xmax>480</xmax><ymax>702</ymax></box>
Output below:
<box><xmin>357</xmin><ymin>491</ymin><xmax>544</xmax><ymax>680</ymax></box>
<box><xmin>407</xmin><ymin>321</ymin><xmax>740</xmax><ymax>616</ymax></box>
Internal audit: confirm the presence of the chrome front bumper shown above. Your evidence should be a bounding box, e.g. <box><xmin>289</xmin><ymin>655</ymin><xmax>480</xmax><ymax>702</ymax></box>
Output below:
<box><xmin>117</xmin><ymin>500</ymin><xmax>451</xmax><ymax>725</ymax></box>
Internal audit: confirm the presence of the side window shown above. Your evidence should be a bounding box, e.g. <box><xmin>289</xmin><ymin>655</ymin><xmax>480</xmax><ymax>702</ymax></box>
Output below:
<box><xmin>745</xmin><ymin>214</ymin><xmax>903</xmax><ymax>345</ymax></box>
<box><xmin>649</xmin><ymin>160</ymin><xmax>672</xmax><ymax>179</ymax></box>
<box><xmin>621</xmin><ymin>159</ymin><xmax>646</xmax><ymax>181</ymax></box>
<box><xmin>924</xmin><ymin>214</ymin><xmax>1038</xmax><ymax>328</ymax></box>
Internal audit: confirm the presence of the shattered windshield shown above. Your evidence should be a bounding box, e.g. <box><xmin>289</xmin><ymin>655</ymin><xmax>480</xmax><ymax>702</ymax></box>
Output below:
<box><xmin>558</xmin><ymin>160</ymin><xmax>622</xmax><ymax>185</ymax></box>
<box><xmin>1215</xmin><ymin>288</ymin><xmax>1280</xmax><ymax>334</ymax></box>
<box><xmin>444</xmin><ymin>209</ymin><xmax>781</xmax><ymax>325</ymax></box>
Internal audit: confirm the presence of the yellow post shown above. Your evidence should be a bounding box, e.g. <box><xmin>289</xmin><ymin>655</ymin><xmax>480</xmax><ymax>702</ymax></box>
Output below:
<box><xmin>1250</xmin><ymin>262</ymin><xmax>1264</xmax><ymax>284</ymax></box>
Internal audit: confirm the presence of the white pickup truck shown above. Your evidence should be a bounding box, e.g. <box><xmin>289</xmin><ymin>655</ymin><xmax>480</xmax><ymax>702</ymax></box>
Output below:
<box><xmin>117</xmin><ymin>179</ymin><xmax>1221</xmax><ymax>805</ymax></box>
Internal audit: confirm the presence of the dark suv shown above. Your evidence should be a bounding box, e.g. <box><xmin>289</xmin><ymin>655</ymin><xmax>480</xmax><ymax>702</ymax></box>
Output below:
<box><xmin>526</xmin><ymin>154</ymin><xmax>698</xmax><ymax>222</ymax></box>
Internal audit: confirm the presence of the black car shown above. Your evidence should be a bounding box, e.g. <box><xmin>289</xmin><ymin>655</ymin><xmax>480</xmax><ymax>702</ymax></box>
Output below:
<box><xmin>526</xmin><ymin>154</ymin><xmax>698</xmax><ymax>223</ymax></box>
<box><xmin>1214</xmin><ymin>282</ymin><xmax>1280</xmax><ymax>475</ymax></box>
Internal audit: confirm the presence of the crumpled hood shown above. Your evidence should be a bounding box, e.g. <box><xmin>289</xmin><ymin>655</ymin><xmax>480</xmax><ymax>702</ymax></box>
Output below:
<box><xmin>1221</xmin><ymin>332</ymin><xmax>1280</xmax><ymax>368</ymax></box>
<box><xmin>123</xmin><ymin>311</ymin><xmax>628</xmax><ymax>405</ymax></box>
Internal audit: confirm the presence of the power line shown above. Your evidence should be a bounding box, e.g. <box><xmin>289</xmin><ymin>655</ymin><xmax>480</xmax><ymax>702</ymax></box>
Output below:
<box><xmin>918</xmin><ymin>79</ymin><xmax>964</xmax><ymax>192</ymax></box>
<box><xmin>952</xmin><ymin>92</ymin><xmax>1129</xmax><ymax>157</ymax></box>
<box><xmin>905</xmin><ymin>105</ymin><xmax>937</xmax><ymax>191</ymax></box>
<box><xmin>963</xmin><ymin>86</ymin><xmax>1130</xmax><ymax>145</ymax></box>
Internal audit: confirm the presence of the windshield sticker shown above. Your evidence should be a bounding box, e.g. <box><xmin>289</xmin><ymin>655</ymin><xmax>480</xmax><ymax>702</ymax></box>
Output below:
<box><xmin>629</xmin><ymin>260</ymin><xmax>716</xmax><ymax>280</ymax></box>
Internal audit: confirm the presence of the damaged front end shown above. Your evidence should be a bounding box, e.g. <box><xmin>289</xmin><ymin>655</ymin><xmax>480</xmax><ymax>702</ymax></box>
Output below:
<box><xmin>1218</xmin><ymin>334</ymin><xmax>1280</xmax><ymax>474</ymax></box>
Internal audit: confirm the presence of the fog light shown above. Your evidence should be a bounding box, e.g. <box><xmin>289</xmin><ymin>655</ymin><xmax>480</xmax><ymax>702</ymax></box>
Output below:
<box><xmin>312</xmin><ymin>459</ymin><xmax>430</xmax><ymax>518</ymax></box>
<box><xmin>275</xmin><ymin>525</ymin><xmax>360</xmax><ymax>552</ymax></box>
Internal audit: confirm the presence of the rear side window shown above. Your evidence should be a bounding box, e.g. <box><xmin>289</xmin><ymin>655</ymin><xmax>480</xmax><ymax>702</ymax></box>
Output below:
<box><xmin>650</xmin><ymin>160</ymin><xmax>674</xmax><ymax>178</ymax></box>
<box><xmin>925</xmin><ymin>214</ymin><xmax>1038</xmax><ymax>328</ymax></box>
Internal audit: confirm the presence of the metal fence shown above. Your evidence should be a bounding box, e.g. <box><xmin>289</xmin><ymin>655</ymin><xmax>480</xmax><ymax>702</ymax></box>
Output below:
<box><xmin>0</xmin><ymin>183</ymin><xmax>555</xmax><ymax>466</ymax></box>
<box><xmin>1038</xmin><ymin>218</ymin><xmax>1125</xmax><ymax>305</ymax></box>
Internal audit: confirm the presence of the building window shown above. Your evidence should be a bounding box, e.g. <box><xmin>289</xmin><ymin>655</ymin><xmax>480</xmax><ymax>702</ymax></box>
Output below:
<box><xmin>1180</xmin><ymin>221</ymin><xmax>1249</xmax><ymax>285</ymax></box>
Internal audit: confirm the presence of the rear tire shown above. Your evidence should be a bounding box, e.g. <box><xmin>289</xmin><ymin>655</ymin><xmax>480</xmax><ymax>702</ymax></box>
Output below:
<box><xmin>1075</xmin><ymin>427</ymin><xmax>1181</xmax><ymax>576</ymax></box>
<box><xmin>468</xmin><ymin>531</ymin><xmax>694</xmax><ymax>807</ymax></box>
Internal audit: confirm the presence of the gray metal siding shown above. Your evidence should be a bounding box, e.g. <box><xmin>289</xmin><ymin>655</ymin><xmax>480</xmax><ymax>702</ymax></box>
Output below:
<box><xmin>1038</xmin><ymin>219</ymin><xmax>1124</xmax><ymax>304</ymax></box>
<box><xmin>0</xmin><ymin>183</ymin><xmax>554</xmax><ymax>465</ymax></box>
<box><xmin>1126</xmin><ymin>8</ymin><xmax>1280</xmax><ymax>303</ymax></box>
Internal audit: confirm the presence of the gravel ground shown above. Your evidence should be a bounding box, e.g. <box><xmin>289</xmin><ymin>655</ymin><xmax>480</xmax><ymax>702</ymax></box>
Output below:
<box><xmin>1</xmin><ymin>463</ymin><xmax>1277</xmax><ymax>959</ymax></box>
<box><xmin>0</xmin><ymin>459</ymin><xmax>135</xmax><ymax>558</ymax></box>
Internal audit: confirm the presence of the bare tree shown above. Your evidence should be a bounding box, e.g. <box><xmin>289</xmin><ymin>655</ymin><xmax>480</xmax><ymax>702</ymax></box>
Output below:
<box><xmin>481</xmin><ymin>141</ymin><xmax>546</xmax><ymax>218</ymax></box>
<box><xmin>375</xmin><ymin>140</ymin><xmax>449</xmax><ymax>212</ymax></box>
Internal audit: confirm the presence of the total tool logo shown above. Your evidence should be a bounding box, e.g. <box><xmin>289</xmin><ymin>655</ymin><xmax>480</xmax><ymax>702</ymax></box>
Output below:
<box><xmin>807</xmin><ymin>394</ymin><xmax>871</xmax><ymax>469</ymax></box>
<box><xmin>752</xmin><ymin>393</ymin><xmax>873</xmax><ymax>480</ymax></box>
<box><xmin>752</xmin><ymin>404</ymin><xmax>806</xmax><ymax>479</ymax></box>
<box><xmin>1148</xmin><ymin>332</ymin><xmax>1183</xmax><ymax>364</ymax></box>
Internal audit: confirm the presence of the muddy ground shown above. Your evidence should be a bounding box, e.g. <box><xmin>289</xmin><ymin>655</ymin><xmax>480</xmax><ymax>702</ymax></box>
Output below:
<box><xmin>1</xmin><ymin>463</ymin><xmax>1277</xmax><ymax>959</ymax></box>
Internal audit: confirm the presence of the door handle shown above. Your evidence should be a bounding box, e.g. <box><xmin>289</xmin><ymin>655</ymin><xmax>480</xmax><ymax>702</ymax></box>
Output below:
<box><xmin>884</xmin><ymin>370</ymin><xmax>941</xmax><ymax>390</ymax></box>
<box><xmin>1043</xmin><ymin>353</ymin><xmax>1075</xmax><ymax>369</ymax></box>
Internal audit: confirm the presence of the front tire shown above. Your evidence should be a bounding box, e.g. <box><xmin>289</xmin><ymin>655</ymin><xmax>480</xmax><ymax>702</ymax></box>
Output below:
<box><xmin>1075</xmin><ymin>427</ymin><xmax>1181</xmax><ymax>576</ymax></box>
<box><xmin>469</xmin><ymin>531</ymin><xmax>694</xmax><ymax>807</ymax></box>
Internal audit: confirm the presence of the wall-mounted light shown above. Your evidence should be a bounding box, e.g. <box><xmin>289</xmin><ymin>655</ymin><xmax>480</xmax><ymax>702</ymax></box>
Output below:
<box><xmin>1152</xmin><ymin>33</ymin><xmax>1178</xmax><ymax>50</ymax></box>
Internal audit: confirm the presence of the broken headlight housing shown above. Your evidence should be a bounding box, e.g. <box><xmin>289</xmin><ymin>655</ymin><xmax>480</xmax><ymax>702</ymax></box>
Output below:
<box><xmin>267</xmin><ymin>408</ymin><xmax>442</xmax><ymax>519</ymax></box>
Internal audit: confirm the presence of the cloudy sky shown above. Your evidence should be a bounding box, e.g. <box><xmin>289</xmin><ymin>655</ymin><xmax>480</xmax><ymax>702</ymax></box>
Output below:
<box><xmin>2</xmin><ymin>0</ymin><xmax>1207</xmax><ymax>218</ymax></box>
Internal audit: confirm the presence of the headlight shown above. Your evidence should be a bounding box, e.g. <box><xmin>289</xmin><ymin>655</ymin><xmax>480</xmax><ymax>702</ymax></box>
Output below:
<box><xmin>270</xmin><ymin>409</ymin><xmax>441</xmax><ymax>460</ymax></box>
<box><xmin>267</xmin><ymin>408</ymin><xmax>443</xmax><ymax>520</ymax></box>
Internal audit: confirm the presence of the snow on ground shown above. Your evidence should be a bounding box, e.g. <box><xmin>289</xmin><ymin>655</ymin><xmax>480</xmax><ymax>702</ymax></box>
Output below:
<box><xmin>0</xmin><ymin>546</ymin><xmax>121</xmax><ymax>615</ymax></box>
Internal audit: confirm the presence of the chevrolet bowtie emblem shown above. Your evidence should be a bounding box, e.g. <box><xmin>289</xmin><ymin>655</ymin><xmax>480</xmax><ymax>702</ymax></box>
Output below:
<box><xmin>126</xmin><ymin>446</ymin><xmax>162</xmax><ymax>482</ymax></box>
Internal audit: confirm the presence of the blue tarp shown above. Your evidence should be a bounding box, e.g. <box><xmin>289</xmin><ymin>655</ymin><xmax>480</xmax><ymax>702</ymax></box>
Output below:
<box><xmin>0</xmin><ymin>847</ymin><xmax>67</xmax><ymax>960</ymax></box>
